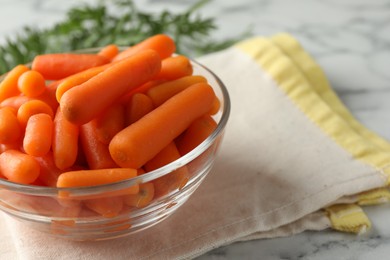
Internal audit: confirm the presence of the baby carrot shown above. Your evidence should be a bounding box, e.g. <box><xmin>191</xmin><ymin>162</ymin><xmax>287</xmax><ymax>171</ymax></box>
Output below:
<box><xmin>17</xmin><ymin>99</ymin><xmax>53</xmax><ymax>127</ymax></box>
<box><xmin>0</xmin><ymin>149</ymin><xmax>40</xmax><ymax>184</ymax></box>
<box><xmin>0</xmin><ymin>95</ymin><xmax>31</xmax><ymax>110</ymax></box>
<box><xmin>208</xmin><ymin>97</ymin><xmax>221</xmax><ymax>115</ymax></box>
<box><xmin>155</xmin><ymin>55</ymin><xmax>193</xmax><ymax>80</ymax></box>
<box><xmin>0</xmin><ymin>142</ymin><xmax>22</xmax><ymax>154</ymax></box>
<box><xmin>123</xmin><ymin>182</ymin><xmax>154</xmax><ymax>208</ymax></box>
<box><xmin>56</xmin><ymin>168</ymin><xmax>138</xmax><ymax>188</ymax></box>
<box><xmin>119</xmin><ymin>80</ymin><xmax>166</xmax><ymax>105</ymax></box>
<box><xmin>0</xmin><ymin>65</ymin><xmax>29</xmax><ymax>102</ymax></box>
<box><xmin>84</xmin><ymin>197</ymin><xmax>124</xmax><ymax>218</ymax></box>
<box><xmin>35</xmin><ymin>153</ymin><xmax>63</xmax><ymax>187</ymax></box>
<box><xmin>47</xmin><ymin>79</ymin><xmax>63</xmax><ymax>90</ymax></box>
<box><xmin>55</xmin><ymin>64</ymin><xmax>110</xmax><ymax>102</ymax></box>
<box><xmin>144</xmin><ymin>142</ymin><xmax>189</xmax><ymax>198</ymax></box>
<box><xmin>98</xmin><ymin>44</ymin><xmax>119</xmax><ymax>60</ymax></box>
<box><xmin>11</xmin><ymin>191</ymin><xmax>81</xmax><ymax>219</ymax></box>
<box><xmin>112</xmin><ymin>34</ymin><xmax>175</xmax><ymax>62</ymax></box>
<box><xmin>31</xmin><ymin>178</ymin><xmax>46</xmax><ymax>186</ymax></box>
<box><xmin>36</xmin><ymin>85</ymin><xmax>59</xmax><ymax>113</ymax></box>
<box><xmin>0</xmin><ymin>107</ymin><xmax>22</xmax><ymax>144</ymax></box>
<box><xmin>125</xmin><ymin>93</ymin><xmax>154</xmax><ymax>125</ymax></box>
<box><xmin>146</xmin><ymin>75</ymin><xmax>207</xmax><ymax>106</ymax></box>
<box><xmin>109</xmin><ymin>82</ymin><xmax>216</xmax><ymax>169</ymax></box>
<box><xmin>92</xmin><ymin>103</ymin><xmax>125</xmax><ymax>144</ymax></box>
<box><xmin>176</xmin><ymin>115</ymin><xmax>217</xmax><ymax>155</ymax></box>
<box><xmin>80</xmin><ymin>121</ymin><xmax>118</xmax><ymax>169</ymax></box>
<box><xmin>23</xmin><ymin>113</ymin><xmax>53</xmax><ymax>157</ymax></box>
<box><xmin>60</xmin><ymin>49</ymin><xmax>161</xmax><ymax>125</ymax></box>
<box><xmin>17</xmin><ymin>70</ymin><xmax>46</xmax><ymax>97</ymax></box>
<box><xmin>74</xmin><ymin>142</ymin><xmax>88</xmax><ymax>169</ymax></box>
<box><xmin>52</xmin><ymin>108</ymin><xmax>79</xmax><ymax>170</ymax></box>
<box><xmin>0</xmin><ymin>191</ymin><xmax>81</xmax><ymax>219</ymax></box>
<box><xmin>0</xmin><ymin>89</ymin><xmax>58</xmax><ymax>114</ymax></box>
<box><xmin>57</xmin><ymin>168</ymin><xmax>139</xmax><ymax>200</ymax></box>
<box><xmin>31</xmin><ymin>53</ymin><xmax>109</xmax><ymax>80</ymax></box>
<box><xmin>101</xmin><ymin>219</ymin><xmax>132</xmax><ymax>233</ymax></box>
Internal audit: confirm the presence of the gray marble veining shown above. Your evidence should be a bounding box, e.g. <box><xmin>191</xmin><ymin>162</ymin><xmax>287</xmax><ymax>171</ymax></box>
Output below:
<box><xmin>1</xmin><ymin>0</ymin><xmax>390</xmax><ymax>259</ymax></box>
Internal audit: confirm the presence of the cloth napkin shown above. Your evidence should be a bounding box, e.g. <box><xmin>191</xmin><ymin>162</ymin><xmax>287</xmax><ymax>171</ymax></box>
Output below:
<box><xmin>2</xmin><ymin>33</ymin><xmax>390</xmax><ymax>259</ymax></box>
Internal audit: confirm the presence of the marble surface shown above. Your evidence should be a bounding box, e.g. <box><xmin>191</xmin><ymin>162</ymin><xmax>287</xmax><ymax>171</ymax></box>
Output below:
<box><xmin>1</xmin><ymin>0</ymin><xmax>390</xmax><ymax>259</ymax></box>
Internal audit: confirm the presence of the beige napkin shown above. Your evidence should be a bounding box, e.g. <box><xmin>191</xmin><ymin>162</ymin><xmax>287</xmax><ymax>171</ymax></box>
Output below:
<box><xmin>1</xmin><ymin>33</ymin><xmax>390</xmax><ymax>259</ymax></box>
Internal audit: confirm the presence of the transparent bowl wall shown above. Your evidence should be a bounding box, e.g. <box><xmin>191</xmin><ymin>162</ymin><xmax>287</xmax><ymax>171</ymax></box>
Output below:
<box><xmin>0</xmin><ymin>50</ymin><xmax>230</xmax><ymax>241</ymax></box>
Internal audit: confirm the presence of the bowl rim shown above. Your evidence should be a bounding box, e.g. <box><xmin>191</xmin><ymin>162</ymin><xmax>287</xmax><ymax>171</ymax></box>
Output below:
<box><xmin>0</xmin><ymin>50</ymin><xmax>231</xmax><ymax>196</ymax></box>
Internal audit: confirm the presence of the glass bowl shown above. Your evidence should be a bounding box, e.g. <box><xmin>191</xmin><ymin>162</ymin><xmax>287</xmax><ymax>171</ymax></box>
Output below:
<box><xmin>0</xmin><ymin>50</ymin><xmax>230</xmax><ymax>241</ymax></box>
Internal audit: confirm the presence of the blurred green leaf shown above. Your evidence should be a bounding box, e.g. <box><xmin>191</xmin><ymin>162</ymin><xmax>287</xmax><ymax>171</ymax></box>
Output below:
<box><xmin>0</xmin><ymin>0</ymin><xmax>250</xmax><ymax>74</ymax></box>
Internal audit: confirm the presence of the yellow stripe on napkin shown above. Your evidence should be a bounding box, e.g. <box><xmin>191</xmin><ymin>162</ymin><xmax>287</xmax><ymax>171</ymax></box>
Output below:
<box><xmin>358</xmin><ymin>188</ymin><xmax>390</xmax><ymax>205</ymax></box>
<box><xmin>269</xmin><ymin>34</ymin><xmax>390</xmax><ymax>205</ymax></box>
<box><xmin>325</xmin><ymin>204</ymin><xmax>371</xmax><ymax>234</ymax></box>
<box><xmin>270</xmin><ymin>33</ymin><xmax>390</xmax><ymax>160</ymax></box>
<box><xmin>235</xmin><ymin>37</ymin><xmax>390</xmax><ymax>182</ymax></box>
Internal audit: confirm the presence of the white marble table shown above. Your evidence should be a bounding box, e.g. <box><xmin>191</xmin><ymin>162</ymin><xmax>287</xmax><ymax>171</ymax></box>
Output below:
<box><xmin>1</xmin><ymin>0</ymin><xmax>390</xmax><ymax>259</ymax></box>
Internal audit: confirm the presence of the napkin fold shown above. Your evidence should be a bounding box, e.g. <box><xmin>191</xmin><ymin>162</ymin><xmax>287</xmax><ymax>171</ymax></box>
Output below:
<box><xmin>1</xmin><ymin>33</ymin><xmax>390</xmax><ymax>259</ymax></box>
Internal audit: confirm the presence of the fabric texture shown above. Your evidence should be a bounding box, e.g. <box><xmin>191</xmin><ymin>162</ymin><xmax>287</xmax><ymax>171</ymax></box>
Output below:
<box><xmin>1</xmin><ymin>33</ymin><xmax>390</xmax><ymax>259</ymax></box>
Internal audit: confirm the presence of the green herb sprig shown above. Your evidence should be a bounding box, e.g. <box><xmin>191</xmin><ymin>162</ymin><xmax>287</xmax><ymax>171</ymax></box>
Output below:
<box><xmin>0</xmin><ymin>0</ymin><xmax>250</xmax><ymax>74</ymax></box>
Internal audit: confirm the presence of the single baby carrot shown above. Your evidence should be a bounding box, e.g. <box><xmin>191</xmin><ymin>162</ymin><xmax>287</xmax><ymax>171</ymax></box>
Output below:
<box><xmin>52</xmin><ymin>108</ymin><xmax>79</xmax><ymax>170</ymax></box>
<box><xmin>0</xmin><ymin>65</ymin><xmax>29</xmax><ymax>102</ymax></box>
<box><xmin>79</xmin><ymin>121</ymin><xmax>118</xmax><ymax>169</ymax></box>
<box><xmin>31</xmin><ymin>53</ymin><xmax>109</xmax><ymax>80</ymax></box>
<box><xmin>125</xmin><ymin>93</ymin><xmax>154</xmax><ymax>125</ymax></box>
<box><xmin>123</xmin><ymin>182</ymin><xmax>154</xmax><ymax>208</ymax></box>
<box><xmin>146</xmin><ymin>75</ymin><xmax>207</xmax><ymax>107</ymax></box>
<box><xmin>55</xmin><ymin>64</ymin><xmax>110</xmax><ymax>102</ymax></box>
<box><xmin>154</xmin><ymin>55</ymin><xmax>193</xmax><ymax>81</ymax></box>
<box><xmin>98</xmin><ymin>44</ymin><xmax>119</xmax><ymax>60</ymax></box>
<box><xmin>176</xmin><ymin>115</ymin><xmax>217</xmax><ymax>155</ymax></box>
<box><xmin>84</xmin><ymin>197</ymin><xmax>124</xmax><ymax>218</ymax></box>
<box><xmin>0</xmin><ymin>95</ymin><xmax>31</xmax><ymax>110</ymax></box>
<box><xmin>0</xmin><ymin>149</ymin><xmax>40</xmax><ymax>184</ymax></box>
<box><xmin>0</xmin><ymin>107</ymin><xmax>22</xmax><ymax>144</ymax></box>
<box><xmin>23</xmin><ymin>113</ymin><xmax>53</xmax><ymax>157</ymax></box>
<box><xmin>17</xmin><ymin>70</ymin><xmax>46</xmax><ymax>97</ymax></box>
<box><xmin>35</xmin><ymin>153</ymin><xmax>63</xmax><ymax>187</ymax></box>
<box><xmin>92</xmin><ymin>103</ymin><xmax>125</xmax><ymax>144</ymax></box>
<box><xmin>56</xmin><ymin>168</ymin><xmax>138</xmax><ymax>188</ymax></box>
<box><xmin>112</xmin><ymin>34</ymin><xmax>175</xmax><ymax>62</ymax></box>
<box><xmin>109</xmin><ymin>82</ymin><xmax>216</xmax><ymax>169</ymax></box>
<box><xmin>57</xmin><ymin>169</ymin><xmax>139</xmax><ymax>200</ymax></box>
<box><xmin>144</xmin><ymin>142</ymin><xmax>189</xmax><ymax>198</ymax></box>
<box><xmin>60</xmin><ymin>49</ymin><xmax>161</xmax><ymax>125</ymax></box>
<box><xmin>17</xmin><ymin>99</ymin><xmax>54</xmax><ymax>127</ymax></box>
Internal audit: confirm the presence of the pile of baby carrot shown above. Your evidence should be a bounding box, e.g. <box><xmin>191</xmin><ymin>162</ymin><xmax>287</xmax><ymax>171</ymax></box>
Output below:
<box><xmin>0</xmin><ymin>34</ymin><xmax>219</xmax><ymax>217</ymax></box>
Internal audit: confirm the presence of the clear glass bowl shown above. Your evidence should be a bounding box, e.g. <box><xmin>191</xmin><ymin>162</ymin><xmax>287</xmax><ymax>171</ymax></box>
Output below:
<box><xmin>0</xmin><ymin>51</ymin><xmax>230</xmax><ymax>241</ymax></box>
